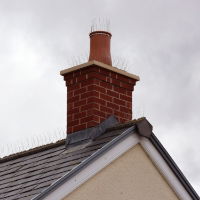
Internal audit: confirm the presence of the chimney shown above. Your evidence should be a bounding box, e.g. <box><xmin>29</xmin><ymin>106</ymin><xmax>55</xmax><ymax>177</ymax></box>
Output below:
<box><xmin>60</xmin><ymin>29</ymin><xmax>140</xmax><ymax>134</ymax></box>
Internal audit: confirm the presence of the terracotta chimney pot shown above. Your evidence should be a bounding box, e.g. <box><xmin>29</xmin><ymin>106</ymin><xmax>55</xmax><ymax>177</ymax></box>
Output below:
<box><xmin>89</xmin><ymin>31</ymin><xmax>112</xmax><ymax>66</ymax></box>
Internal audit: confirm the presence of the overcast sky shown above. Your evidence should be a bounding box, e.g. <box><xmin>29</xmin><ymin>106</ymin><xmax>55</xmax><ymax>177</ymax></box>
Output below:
<box><xmin>0</xmin><ymin>0</ymin><xmax>199</xmax><ymax>195</ymax></box>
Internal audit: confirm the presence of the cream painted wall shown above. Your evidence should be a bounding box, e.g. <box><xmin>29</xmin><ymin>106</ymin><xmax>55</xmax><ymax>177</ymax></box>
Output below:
<box><xmin>63</xmin><ymin>144</ymin><xmax>180</xmax><ymax>200</ymax></box>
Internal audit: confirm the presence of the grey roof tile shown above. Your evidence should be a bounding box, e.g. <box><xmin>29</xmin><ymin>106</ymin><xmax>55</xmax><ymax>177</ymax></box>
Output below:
<box><xmin>0</xmin><ymin>125</ymin><xmax>129</xmax><ymax>200</ymax></box>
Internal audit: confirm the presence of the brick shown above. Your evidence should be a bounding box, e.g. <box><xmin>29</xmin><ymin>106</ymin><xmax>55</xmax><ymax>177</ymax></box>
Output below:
<box><xmin>73</xmin><ymin>124</ymin><xmax>86</xmax><ymax>132</ymax></box>
<box><xmin>126</xmin><ymin>90</ymin><xmax>132</xmax><ymax>96</ymax></box>
<box><xmin>87</xmin><ymin>121</ymin><xmax>98</xmax><ymax>128</ymax></box>
<box><xmin>68</xmin><ymin>119</ymin><xmax>79</xmax><ymax>127</ymax></box>
<box><xmin>74</xmin><ymin>87</ymin><xmax>87</xmax><ymax>96</ymax></box>
<box><xmin>107</xmin><ymin>90</ymin><xmax>119</xmax><ymax>98</ymax></box>
<box><xmin>87</xmin><ymin>71</ymin><xmax>96</xmax><ymax>79</ymax></box>
<box><xmin>129</xmin><ymin>78</ymin><xmax>136</xmax><ymax>85</ymax></box>
<box><xmin>119</xmin><ymin>118</ymin><xmax>127</xmax><ymax>123</ymax></box>
<box><xmin>115</xmin><ymin>111</ymin><xmax>131</xmax><ymax>120</ymax></box>
<box><xmin>97</xmin><ymin>85</ymin><xmax>106</xmax><ymax>93</ymax></box>
<box><xmin>106</xmin><ymin>77</ymin><xmax>112</xmax><ymax>83</ymax></box>
<box><xmin>120</xmin><ymin>94</ymin><xmax>132</xmax><ymax>102</ymax></box>
<box><xmin>72</xmin><ymin>78</ymin><xmax>77</xmax><ymax>85</ymax></box>
<box><xmin>82</xmin><ymin>66</ymin><xmax>99</xmax><ymax>74</ymax></box>
<box><xmin>81</xmin><ymin>102</ymin><xmax>99</xmax><ymax>111</ymax></box>
<box><xmin>67</xmin><ymin>102</ymin><xmax>74</xmax><ymax>111</ymax></box>
<box><xmin>67</xmin><ymin>91</ymin><xmax>74</xmax><ymax>99</ymax></box>
<box><xmin>123</xmin><ymin>113</ymin><xmax>132</xmax><ymax>119</ymax></box>
<box><xmin>114</xmin><ymin>111</ymin><xmax>125</xmax><ymax>118</ymax></box>
<box><xmin>126</xmin><ymin>101</ymin><xmax>132</xmax><ymax>109</ymax></box>
<box><xmin>110</xmin><ymin>72</ymin><xmax>117</xmax><ymax>79</ymax></box>
<box><xmin>117</xmin><ymin>74</ymin><xmax>129</xmax><ymax>83</ymax></box>
<box><xmin>99</xmin><ymin>67</ymin><xmax>109</xmax><ymax>75</ymax></box>
<box><xmin>64</xmin><ymin>72</ymin><xmax>73</xmax><ymax>82</ymax></box>
<box><xmin>120</xmin><ymin>82</ymin><xmax>133</xmax><ymax>90</ymax></box>
<box><xmin>81</xmin><ymin>91</ymin><xmax>99</xmax><ymax>99</ymax></box>
<box><xmin>63</xmin><ymin>73</ymin><xmax>72</xmax><ymax>80</ymax></box>
<box><xmin>100</xmin><ymin>93</ymin><xmax>112</xmax><ymax>102</ymax></box>
<box><xmin>113</xmin><ymin>86</ymin><xmax>126</xmax><ymax>95</ymax></box>
<box><xmin>65</xmin><ymin>78</ymin><xmax>73</xmax><ymax>85</ymax></box>
<box><xmin>74</xmin><ymin>99</ymin><xmax>87</xmax><ymax>107</ymax></box>
<box><xmin>67</xmin><ymin>115</ymin><xmax>73</xmax><ymax>122</ymax></box>
<box><xmin>91</xmin><ymin>72</ymin><xmax>107</xmax><ymax>82</ymax></box>
<box><xmin>68</xmin><ymin>107</ymin><xmax>79</xmax><ymax>115</ymax></box>
<box><xmin>86</xmin><ymin>109</ymin><xmax>93</xmax><ymax>116</ymax></box>
<box><xmin>67</xmin><ymin>126</ymin><xmax>73</xmax><ymax>134</ymax></box>
<box><xmin>111</xmin><ymin>78</ymin><xmax>121</xmax><ymax>87</ymax></box>
<box><xmin>87</xmin><ymin>85</ymin><xmax>106</xmax><ymax>94</ymax></box>
<box><xmin>68</xmin><ymin>95</ymin><xmax>80</xmax><ymax>102</ymax></box>
<box><xmin>74</xmin><ymin>111</ymin><xmax>86</xmax><ymax>119</ymax></box>
<box><xmin>95</xmin><ymin>73</ymin><xmax>106</xmax><ymax>81</ymax></box>
<box><xmin>99</xmin><ymin>81</ymin><xmax>112</xmax><ymax>89</ymax></box>
<box><xmin>87</xmin><ymin>97</ymin><xmax>106</xmax><ymax>106</ymax></box>
<box><xmin>74</xmin><ymin>70</ymin><xmax>81</xmax><ymax>77</ymax></box>
<box><xmin>68</xmin><ymin>83</ymin><xmax>80</xmax><ymax>91</ymax></box>
<box><xmin>93</xmin><ymin>78</ymin><xmax>100</xmax><ymax>85</ymax></box>
<box><xmin>100</xmin><ymin>105</ymin><xmax>113</xmax><ymax>113</ymax></box>
<box><xmin>87</xmin><ymin>109</ymin><xmax>106</xmax><ymax>118</ymax></box>
<box><xmin>120</xmin><ymin>106</ymin><xmax>132</xmax><ymax>114</ymax></box>
<box><xmin>93</xmin><ymin>115</ymin><xmax>100</xmax><ymax>123</ymax></box>
<box><xmin>80</xmin><ymin>115</ymin><xmax>99</xmax><ymax>124</ymax></box>
<box><xmin>113</xmin><ymin>98</ymin><xmax>126</xmax><ymax>106</ymax></box>
<box><xmin>107</xmin><ymin>102</ymin><xmax>119</xmax><ymax>110</ymax></box>
<box><xmin>76</xmin><ymin>74</ymin><xmax>87</xmax><ymax>82</ymax></box>
<box><xmin>92</xmin><ymin>90</ymin><xmax>100</xmax><ymax>98</ymax></box>
<box><xmin>81</xmin><ymin>79</ymin><xmax>94</xmax><ymax>87</ymax></box>
<box><xmin>81</xmin><ymin>78</ymin><xmax>100</xmax><ymax>86</ymax></box>
<box><xmin>87</xmin><ymin>84</ymin><xmax>95</xmax><ymax>91</ymax></box>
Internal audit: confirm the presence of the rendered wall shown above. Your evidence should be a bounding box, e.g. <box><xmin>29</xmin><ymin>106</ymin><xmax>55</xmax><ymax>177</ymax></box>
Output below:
<box><xmin>63</xmin><ymin>144</ymin><xmax>180</xmax><ymax>200</ymax></box>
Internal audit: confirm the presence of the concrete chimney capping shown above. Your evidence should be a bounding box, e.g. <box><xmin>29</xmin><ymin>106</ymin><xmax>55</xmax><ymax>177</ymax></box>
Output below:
<box><xmin>60</xmin><ymin>60</ymin><xmax>139</xmax><ymax>134</ymax></box>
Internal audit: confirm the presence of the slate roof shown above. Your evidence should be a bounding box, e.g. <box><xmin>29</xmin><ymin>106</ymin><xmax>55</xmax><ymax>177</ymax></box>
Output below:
<box><xmin>0</xmin><ymin>119</ymin><xmax>130</xmax><ymax>200</ymax></box>
<box><xmin>0</xmin><ymin>117</ymin><xmax>199</xmax><ymax>200</ymax></box>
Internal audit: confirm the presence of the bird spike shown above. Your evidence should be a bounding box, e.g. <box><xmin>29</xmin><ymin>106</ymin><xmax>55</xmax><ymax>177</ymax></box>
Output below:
<box><xmin>90</xmin><ymin>17</ymin><xmax>111</xmax><ymax>32</ymax></box>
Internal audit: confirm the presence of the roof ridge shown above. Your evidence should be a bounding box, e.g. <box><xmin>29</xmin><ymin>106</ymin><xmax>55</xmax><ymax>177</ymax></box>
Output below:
<box><xmin>106</xmin><ymin>117</ymin><xmax>145</xmax><ymax>131</ymax></box>
<box><xmin>0</xmin><ymin>139</ymin><xmax>65</xmax><ymax>163</ymax></box>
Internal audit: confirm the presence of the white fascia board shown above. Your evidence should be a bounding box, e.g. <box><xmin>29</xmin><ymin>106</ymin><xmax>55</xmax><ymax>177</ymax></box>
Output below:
<box><xmin>42</xmin><ymin>133</ymin><xmax>140</xmax><ymax>200</ymax></box>
<box><xmin>43</xmin><ymin>134</ymin><xmax>192</xmax><ymax>200</ymax></box>
<box><xmin>140</xmin><ymin>137</ymin><xmax>192</xmax><ymax>200</ymax></box>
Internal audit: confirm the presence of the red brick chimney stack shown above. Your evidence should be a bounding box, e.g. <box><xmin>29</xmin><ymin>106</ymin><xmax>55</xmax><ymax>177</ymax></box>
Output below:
<box><xmin>89</xmin><ymin>31</ymin><xmax>112</xmax><ymax>66</ymax></box>
<box><xmin>60</xmin><ymin>29</ymin><xmax>140</xmax><ymax>134</ymax></box>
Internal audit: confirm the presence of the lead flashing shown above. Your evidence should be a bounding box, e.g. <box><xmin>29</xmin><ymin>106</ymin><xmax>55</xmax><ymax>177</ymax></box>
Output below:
<box><xmin>60</xmin><ymin>60</ymin><xmax>140</xmax><ymax>81</ymax></box>
<box><xmin>66</xmin><ymin>115</ymin><xmax>118</xmax><ymax>145</ymax></box>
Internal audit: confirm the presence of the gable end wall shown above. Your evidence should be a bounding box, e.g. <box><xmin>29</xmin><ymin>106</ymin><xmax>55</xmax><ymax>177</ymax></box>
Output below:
<box><xmin>63</xmin><ymin>144</ymin><xmax>180</xmax><ymax>200</ymax></box>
